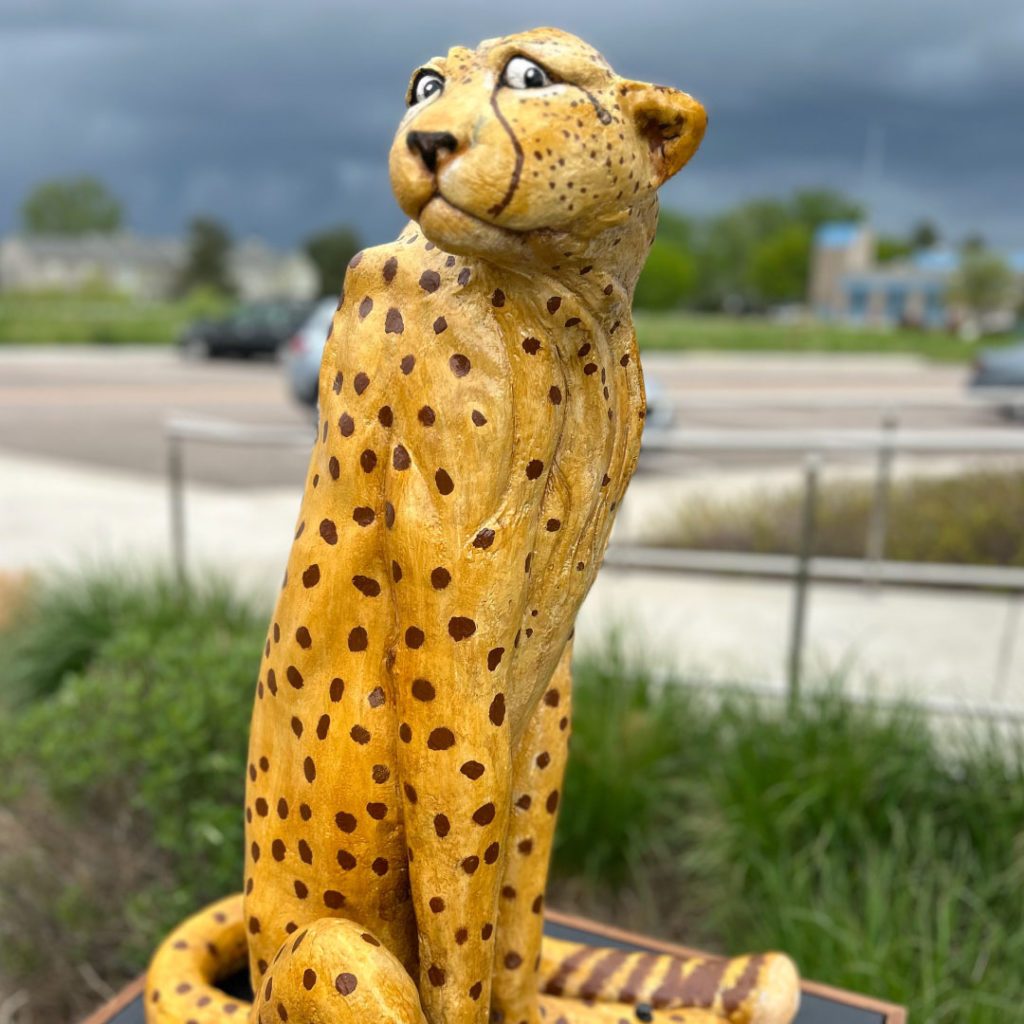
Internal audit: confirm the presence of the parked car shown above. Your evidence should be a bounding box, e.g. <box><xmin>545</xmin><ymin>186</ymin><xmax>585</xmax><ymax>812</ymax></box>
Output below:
<box><xmin>284</xmin><ymin>298</ymin><xmax>677</xmax><ymax>429</ymax></box>
<box><xmin>969</xmin><ymin>339</ymin><xmax>1024</xmax><ymax>419</ymax></box>
<box><xmin>284</xmin><ymin>297</ymin><xmax>337</xmax><ymax>406</ymax></box>
<box><xmin>177</xmin><ymin>300</ymin><xmax>313</xmax><ymax>359</ymax></box>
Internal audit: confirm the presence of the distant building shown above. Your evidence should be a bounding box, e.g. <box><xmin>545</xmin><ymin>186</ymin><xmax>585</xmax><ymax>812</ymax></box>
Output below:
<box><xmin>809</xmin><ymin>222</ymin><xmax>1024</xmax><ymax>330</ymax></box>
<box><xmin>0</xmin><ymin>232</ymin><xmax>318</xmax><ymax>302</ymax></box>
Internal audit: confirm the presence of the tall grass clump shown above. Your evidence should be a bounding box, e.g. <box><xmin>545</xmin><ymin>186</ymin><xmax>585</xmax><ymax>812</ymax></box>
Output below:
<box><xmin>561</xmin><ymin>648</ymin><xmax>1024</xmax><ymax>1023</ymax></box>
<box><xmin>0</xmin><ymin>567</ymin><xmax>267</xmax><ymax>1022</ymax></box>
<box><xmin>650</xmin><ymin>468</ymin><xmax>1024</xmax><ymax>568</ymax></box>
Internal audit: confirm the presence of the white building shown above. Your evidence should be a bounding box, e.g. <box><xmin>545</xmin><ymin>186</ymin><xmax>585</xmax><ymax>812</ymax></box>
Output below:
<box><xmin>0</xmin><ymin>233</ymin><xmax>318</xmax><ymax>302</ymax></box>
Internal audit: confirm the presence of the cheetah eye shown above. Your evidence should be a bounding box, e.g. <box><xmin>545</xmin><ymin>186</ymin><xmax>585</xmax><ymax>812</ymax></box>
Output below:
<box><xmin>410</xmin><ymin>70</ymin><xmax>445</xmax><ymax>106</ymax></box>
<box><xmin>502</xmin><ymin>56</ymin><xmax>552</xmax><ymax>90</ymax></box>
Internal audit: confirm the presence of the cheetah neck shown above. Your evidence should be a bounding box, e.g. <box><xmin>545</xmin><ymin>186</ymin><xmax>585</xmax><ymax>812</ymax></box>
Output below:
<box><xmin>518</xmin><ymin>194</ymin><xmax>659</xmax><ymax>331</ymax></box>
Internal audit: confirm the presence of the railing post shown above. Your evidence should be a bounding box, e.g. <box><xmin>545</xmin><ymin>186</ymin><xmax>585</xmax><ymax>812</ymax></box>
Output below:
<box><xmin>865</xmin><ymin>412</ymin><xmax>898</xmax><ymax>578</ymax></box>
<box><xmin>167</xmin><ymin>433</ymin><xmax>187</xmax><ymax>585</ymax></box>
<box><xmin>787</xmin><ymin>454</ymin><xmax>820</xmax><ymax>707</ymax></box>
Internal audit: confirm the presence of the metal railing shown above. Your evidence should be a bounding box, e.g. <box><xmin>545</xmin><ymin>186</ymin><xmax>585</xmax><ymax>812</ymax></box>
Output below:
<box><xmin>164</xmin><ymin>413</ymin><xmax>1024</xmax><ymax>714</ymax></box>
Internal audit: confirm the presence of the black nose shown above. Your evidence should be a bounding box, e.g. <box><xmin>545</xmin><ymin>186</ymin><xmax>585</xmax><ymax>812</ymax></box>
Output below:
<box><xmin>406</xmin><ymin>130</ymin><xmax>458</xmax><ymax>173</ymax></box>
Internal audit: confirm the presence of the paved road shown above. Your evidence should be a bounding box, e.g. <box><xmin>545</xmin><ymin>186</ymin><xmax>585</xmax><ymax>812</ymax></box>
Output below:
<box><xmin>0</xmin><ymin>346</ymin><xmax>1014</xmax><ymax>487</ymax></box>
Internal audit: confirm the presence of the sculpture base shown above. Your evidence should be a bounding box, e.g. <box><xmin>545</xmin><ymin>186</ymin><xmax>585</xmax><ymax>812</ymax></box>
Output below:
<box><xmin>82</xmin><ymin>910</ymin><xmax>905</xmax><ymax>1024</ymax></box>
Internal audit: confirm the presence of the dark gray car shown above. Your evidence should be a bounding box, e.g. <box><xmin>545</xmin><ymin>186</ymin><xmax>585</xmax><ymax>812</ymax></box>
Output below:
<box><xmin>970</xmin><ymin>339</ymin><xmax>1024</xmax><ymax>418</ymax></box>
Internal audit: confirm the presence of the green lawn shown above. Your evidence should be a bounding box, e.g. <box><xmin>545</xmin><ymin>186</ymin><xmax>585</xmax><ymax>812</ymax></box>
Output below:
<box><xmin>635</xmin><ymin>310</ymin><xmax>1001</xmax><ymax>361</ymax></box>
<box><xmin>0</xmin><ymin>291</ymin><xmax>1011</xmax><ymax>361</ymax></box>
<box><xmin>0</xmin><ymin>290</ymin><xmax>229</xmax><ymax>344</ymax></box>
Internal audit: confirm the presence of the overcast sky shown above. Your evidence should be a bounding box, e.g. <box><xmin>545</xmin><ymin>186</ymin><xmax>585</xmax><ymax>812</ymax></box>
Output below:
<box><xmin>2</xmin><ymin>0</ymin><xmax>1022</xmax><ymax>249</ymax></box>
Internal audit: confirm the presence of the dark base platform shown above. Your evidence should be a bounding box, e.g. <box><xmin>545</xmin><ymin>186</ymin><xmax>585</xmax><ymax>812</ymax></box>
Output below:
<box><xmin>81</xmin><ymin>909</ymin><xmax>906</xmax><ymax>1024</ymax></box>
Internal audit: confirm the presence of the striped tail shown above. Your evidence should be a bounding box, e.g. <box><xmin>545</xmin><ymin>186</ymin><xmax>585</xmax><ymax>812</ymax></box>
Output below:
<box><xmin>539</xmin><ymin>937</ymin><xmax>800</xmax><ymax>1024</ymax></box>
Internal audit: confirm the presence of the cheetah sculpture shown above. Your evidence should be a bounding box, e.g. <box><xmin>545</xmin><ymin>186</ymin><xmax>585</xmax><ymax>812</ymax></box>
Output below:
<box><xmin>146</xmin><ymin>26</ymin><xmax>800</xmax><ymax>1024</ymax></box>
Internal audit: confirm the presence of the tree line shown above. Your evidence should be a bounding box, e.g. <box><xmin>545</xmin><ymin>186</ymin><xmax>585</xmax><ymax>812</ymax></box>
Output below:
<box><xmin>15</xmin><ymin>176</ymin><xmax>1021</xmax><ymax>317</ymax></box>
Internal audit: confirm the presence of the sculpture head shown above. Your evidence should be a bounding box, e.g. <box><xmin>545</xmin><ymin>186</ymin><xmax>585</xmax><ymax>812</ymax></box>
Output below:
<box><xmin>389</xmin><ymin>27</ymin><xmax>706</xmax><ymax>263</ymax></box>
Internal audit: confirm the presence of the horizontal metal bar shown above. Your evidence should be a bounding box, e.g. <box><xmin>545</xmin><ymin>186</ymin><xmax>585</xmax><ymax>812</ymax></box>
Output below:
<box><xmin>642</xmin><ymin>427</ymin><xmax>1024</xmax><ymax>454</ymax></box>
<box><xmin>603</xmin><ymin>544</ymin><xmax>1024</xmax><ymax>592</ymax></box>
<box><xmin>165</xmin><ymin>416</ymin><xmax>313</xmax><ymax>447</ymax></box>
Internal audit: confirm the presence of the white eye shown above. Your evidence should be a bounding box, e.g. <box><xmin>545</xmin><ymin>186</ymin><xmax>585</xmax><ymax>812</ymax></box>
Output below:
<box><xmin>411</xmin><ymin>70</ymin><xmax>444</xmax><ymax>106</ymax></box>
<box><xmin>502</xmin><ymin>56</ymin><xmax>552</xmax><ymax>90</ymax></box>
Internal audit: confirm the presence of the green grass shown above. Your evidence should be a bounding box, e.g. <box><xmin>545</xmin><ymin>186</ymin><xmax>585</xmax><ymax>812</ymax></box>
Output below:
<box><xmin>560</xmin><ymin>658</ymin><xmax>1024</xmax><ymax>1022</ymax></box>
<box><xmin>1</xmin><ymin>566</ymin><xmax>1021</xmax><ymax>1022</ymax></box>
<box><xmin>0</xmin><ymin>288</ymin><xmax>230</xmax><ymax>344</ymax></box>
<box><xmin>648</xmin><ymin>468</ymin><xmax>1024</xmax><ymax>567</ymax></box>
<box><xmin>634</xmin><ymin>310</ymin><xmax>1006</xmax><ymax>361</ymax></box>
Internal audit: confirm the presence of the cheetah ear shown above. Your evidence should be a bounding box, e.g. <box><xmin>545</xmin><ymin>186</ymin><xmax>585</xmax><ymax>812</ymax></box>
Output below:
<box><xmin>620</xmin><ymin>82</ymin><xmax>707</xmax><ymax>187</ymax></box>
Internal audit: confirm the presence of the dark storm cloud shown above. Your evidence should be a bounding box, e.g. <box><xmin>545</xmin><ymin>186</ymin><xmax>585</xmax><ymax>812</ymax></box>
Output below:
<box><xmin>2</xmin><ymin>0</ymin><xmax>1022</xmax><ymax>247</ymax></box>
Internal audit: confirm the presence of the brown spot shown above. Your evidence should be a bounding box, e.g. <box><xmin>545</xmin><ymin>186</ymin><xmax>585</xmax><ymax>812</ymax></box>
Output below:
<box><xmin>526</xmin><ymin>459</ymin><xmax>544</xmax><ymax>479</ymax></box>
<box><xmin>367</xmin><ymin>802</ymin><xmax>387</xmax><ymax>820</ymax></box>
<box><xmin>338</xmin><ymin>412</ymin><xmax>354</xmax><ymax>437</ymax></box>
<box><xmin>272</xmin><ymin>839</ymin><xmax>286</xmax><ymax>861</ymax></box>
<box><xmin>429</xmin><ymin>896</ymin><xmax>446</xmax><ymax>913</ymax></box>
<box><xmin>546</xmin><ymin>518</ymin><xmax>561</xmax><ymax>532</ymax></box>
<box><xmin>473</xmin><ymin>803</ymin><xmax>496</xmax><ymax>826</ymax></box>
<box><xmin>433</xmin><ymin>316</ymin><xmax>448</xmax><ymax>334</ymax></box>
<box><xmin>566</xmin><ymin>317</ymin><xmax>581</xmax><ymax>328</ymax></box>
<box><xmin>337</xmin><ymin>849</ymin><xmax>356</xmax><ymax>869</ymax></box>
<box><xmin>472</xmin><ymin>409</ymin><xmax>487</xmax><ymax>426</ymax></box>
<box><xmin>382</xmin><ymin>257</ymin><xmax>397</xmax><ymax>282</ymax></box>
<box><xmin>473</xmin><ymin>528</ymin><xmax>495</xmax><ymax>549</ymax></box>
<box><xmin>360</xmin><ymin>449</ymin><xmax>377</xmax><ymax>473</ymax></box>
<box><xmin>335</xmin><ymin>973</ymin><xmax>358</xmax><ymax>996</ymax></box>
<box><xmin>295</xmin><ymin>626</ymin><xmax>312</xmax><ymax>648</ymax></box>
<box><xmin>462</xmin><ymin>855</ymin><xmax>480</xmax><ymax>874</ymax></box>
<box><xmin>358</xmin><ymin>297</ymin><xmax>372</xmax><ymax>318</ymax></box>
<box><xmin>489</xmin><ymin>693</ymin><xmax>506</xmax><ymax>726</ymax></box>
<box><xmin>481</xmin><ymin>921</ymin><xmax>495</xmax><ymax>938</ymax></box>
<box><xmin>461</xmin><ymin>760</ymin><xmax>485</xmax><ymax>779</ymax></box>
<box><xmin>332</xmin><ymin>371</ymin><xmax>343</xmax><ymax>394</ymax></box>
<box><xmin>354</xmin><ymin>372</ymin><xmax>370</xmax><ymax>394</ymax></box>
<box><xmin>412</xmin><ymin>678</ymin><xmax>436</xmax><ymax>701</ymax></box>
<box><xmin>350</xmin><ymin>724</ymin><xmax>370</xmax><ymax>744</ymax></box>
<box><xmin>393</xmin><ymin>445</ymin><xmax>411</xmax><ymax>470</ymax></box>
<box><xmin>428</xmin><ymin>727</ymin><xmax>455</xmax><ymax>750</ymax></box>
<box><xmin>329</xmin><ymin>677</ymin><xmax>345</xmax><ymax>701</ymax></box>
<box><xmin>298</xmin><ymin>839</ymin><xmax>313</xmax><ymax>864</ymax></box>
<box><xmin>449</xmin><ymin>354</ymin><xmax>471</xmax><ymax>377</ymax></box>
<box><xmin>547</xmin><ymin>296</ymin><xmax>562</xmax><ymax>313</ymax></box>
<box><xmin>518</xmin><ymin>838</ymin><xmax>534</xmax><ymax>854</ymax></box>
<box><xmin>348</xmin><ymin>627</ymin><xmax>368</xmax><ymax>652</ymax></box>
<box><xmin>431</xmin><ymin>566</ymin><xmax>451</xmax><ymax>589</ymax></box>
<box><xmin>546</xmin><ymin>790</ymin><xmax>560</xmax><ymax>813</ymax></box>
<box><xmin>367</xmin><ymin>686</ymin><xmax>385</xmax><ymax>707</ymax></box>
<box><xmin>372</xmin><ymin>856</ymin><xmax>389</xmax><ymax>874</ymax></box>
<box><xmin>505</xmin><ymin>952</ymin><xmax>523</xmax><ymax>969</ymax></box>
<box><xmin>400</xmin><ymin>354</ymin><xmax>415</xmax><ymax>374</ymax></box>
<box><xmin>536</xmin><ymin>751</ymin><xmax>551</xmax><ymax>768</ymax></box>
<box><xmin>335</xmin><ymin>812</ymin><xmax>357</xmax><ymax>833</ymax></box>
<box><xmin>434</xmin><ymin>813</ymin><xmax>451</xmax><ymax>837</ymax></box>
<box><xmin>522</xmin><ymin>337</ymin><xmax>541</xmax><ymax>354</ymax></box>
<box><xmin>549</xmin><ymin>385</ymin><xmax>562</xmax><ymax>405</ymax></box>
<box><xmin>420</xmin><ymin>270</ymin><xmax>441</xmax><ymax>293</ymax></box>
<box><xmin>385</xmin><ymin>307</ymin><xmax>404</xmax><ymax>334</ymax></box>
<box><xmin>303</xmin><ymin>757</ymin><xmax>316</xmax><ymax>782</ymax></box>
<box><xmin>428</xmin><ymin>965</ymin><xmax>446</xmax><ymax>988</ymax></box>
<box><xmin>302</xmin><ymin>564</ymin><xmax>320</xmax><ymax>587</ymax></box>
<box><xmin>353</xmin><ymin>575</ymin><xmax>380</xmax><ymax>597</ymax></box>
<box><xmin>405</xmin><ymin>626</ymin><xmax>425</xmax><ymax>648</ymax></box>
<box><xmin>302</xmin><ymin>969</ymin><xmax>317</xmax><ymax>991</ymax></box>
<box><xmin>584</xmin><ymin>362</ymin><xmax>598</xmax><ymax>375</ymax></box>
<box><xmin>353</xmin><ymin>507</ymin><xmax>375</xmax><ymax>526</ymax></box>
<box><xmin>458</xmin><ymin>267</ymin><xmax>471</xmax><ymax>286</ymax></box>
<box><xmin>448</xmin><ymin>616</ymin><xmax>476</xmax><ymax>640</ymax></box>
<box><xmin>287</xmin><ymin>666</ymin><xmax>303</xmax><ymax>689</ymax></box>
<box><xmin>399</xmin><ymin>722</ymin><xmax>412</xmax><ymax>742</ymax></box>
<box><xmin>293</xmin><ymin>880</ymin><xmax>308</xmax><ymax>899</ymax></box>
<box><xmin>469</xmin><ymin>981</ymin><xmax>483</xmax><ymax>999</ymax></box>
<box><xmin>492</xmin><ymin>288</ymin><xmax>506</xmax><ymax>307</ymax></box>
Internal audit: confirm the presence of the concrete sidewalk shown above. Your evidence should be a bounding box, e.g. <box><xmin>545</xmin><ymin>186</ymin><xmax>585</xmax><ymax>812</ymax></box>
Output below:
<box><xmin>2</xmin><ymin>447</ymin><xmax>1021</xmax><ymax>716</ymax></box>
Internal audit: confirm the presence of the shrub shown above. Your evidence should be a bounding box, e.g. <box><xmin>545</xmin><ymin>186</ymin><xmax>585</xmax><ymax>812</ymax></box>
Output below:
<box><xmin>634</xmin><ymin>240</ymin><xmax>697</xmax><ymax>311</ymax></box>
<box><xmin>649</xmin><ymin>468</ymin><xmax>1024</xmax><ymax>567</ymax></box>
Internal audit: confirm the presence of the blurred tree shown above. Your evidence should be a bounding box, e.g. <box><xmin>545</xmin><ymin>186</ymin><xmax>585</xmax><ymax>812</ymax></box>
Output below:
<box><xmin>876</xmin><ymin>235</ymin><xmax>913</xmax><ymax>263</ymax></box>
<box><xmin>304</xmin><ymin>225</ymin><xmax>362</xmax><ymax>297</ymax></box>
<box><xmin>634</xmin><ymin>239</ymin><xmax>697</xmax><ymax>310</ymax></box>
<box><xmin>21</xmin><ymin>176</ymin><xmax>123</xmax><ymax>235</ymax></box>
<box><xmin>749</xmin><ymin>223</ymin><xmax>813</xmax><ymax>303</ymax></box>
<box><xmin>910</xmin><ymin>221</ymin><xmax>940</xmax><ymax>249</ymax></box>
<box><xmin>961</xmin><ymin>232</ymin><xmax>986</xmax><ymax>254</ymax></box>
<box><xmin>177</xmin><ymin>217</ymin><xmax>235</xmax><ymax>297</ymax></box>
<box><xmin>789</xmin><ymin>189</ymin><xmax>864</xmax><ymax>230</ymax></box>
<box><xmin>950</xmin><ymin>250</ymin><xmax>1016</xmax><ymax>316</ymax></box>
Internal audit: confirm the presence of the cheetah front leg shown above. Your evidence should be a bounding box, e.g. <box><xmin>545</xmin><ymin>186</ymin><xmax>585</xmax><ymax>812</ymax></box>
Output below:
<box><xmin>491</xmin><ymin>641</ymin><xmax>573</xmax><ymax>1024</ymax></box>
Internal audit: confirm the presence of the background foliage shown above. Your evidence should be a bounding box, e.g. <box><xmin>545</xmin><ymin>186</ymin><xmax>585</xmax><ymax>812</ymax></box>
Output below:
<box><xmin>0</xmin><ymin>568</ymin><xmax>1021</xmax><ymax>1022</ymax></box>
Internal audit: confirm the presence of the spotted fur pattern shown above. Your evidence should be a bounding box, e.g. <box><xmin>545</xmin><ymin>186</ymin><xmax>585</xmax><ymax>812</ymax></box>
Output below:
<box><xmin>146</xmin><ymin>25</ymin><xmax>796</xmax><ymax>1024</ymax></box>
